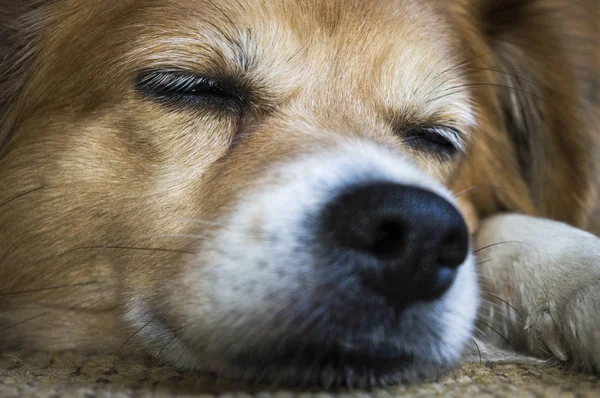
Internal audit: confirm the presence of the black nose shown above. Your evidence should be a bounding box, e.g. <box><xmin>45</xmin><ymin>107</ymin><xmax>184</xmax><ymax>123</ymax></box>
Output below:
<box><xmin>321</xmin><ymin>182</ymin><xmax>469</xmax><ymax>304</ymax></box>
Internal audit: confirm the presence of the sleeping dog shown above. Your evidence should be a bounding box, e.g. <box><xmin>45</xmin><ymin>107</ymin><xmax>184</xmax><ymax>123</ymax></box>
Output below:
<box><xmin>0</xmin><ymin>0</ymin><xmax>598</xmax><ymax>387</ymax></box>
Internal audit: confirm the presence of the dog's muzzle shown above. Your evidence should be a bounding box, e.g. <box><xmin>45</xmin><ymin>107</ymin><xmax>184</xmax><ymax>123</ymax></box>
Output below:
<box><xmin>319</xmin><ymin>182</ymin><xmax>470</xmax><ymax>305</ymax></box>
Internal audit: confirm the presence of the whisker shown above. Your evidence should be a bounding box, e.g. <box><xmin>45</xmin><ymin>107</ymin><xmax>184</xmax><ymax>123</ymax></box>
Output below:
<box><xmin>0</xmin><ymin>312</ymin><xmax>50</xmax><ymax>333</ymax></box>
<box><xmin>479</xmin><ymin>297</ymin><xmax>521</xmax><ymax>318</ymax></box>
<box><xmin>482</xmin><ymin>293</ymin><xmax>524</xmax><ymax>320</ymax></box>
<box><xmin>61</xmin><ymin>246</ymin><xmax>194</xmax><ymax>256</ymax></box>
<box><xmin>455</xmin><ymin>184</ymin><xmax>524</xmax><ymax>198</ymax></box>
<box><xmin>156</xmin><ymin>335</ymin><xmax>178</xmax><ymax>359</ymax></box>
<box><xmin>429</xmin><ymin>82</ymin><xmax>543</xmax><ymax>105</ymax></box>
<box><xmin>421</xmin><ymin>48</ymin><xmax>483</xmax><ymax>95</ymax></box>
<box><xmin>427</xmin><ymin>51</ymin><xmax>503</xmax><ymax>94</ymax></box>
<box><xmin>454</xmin><ymin>64</ymin><xmax>523</xmax><ymax>71</ymax></box>
<box><xmin>111</xmin><ymin>319</ymin><xmax>153</xmax><ymax>370</ymax></box>
<box><xmin>474</xmin><ymin>241</ymin><xmax>524</xmax><ymax>254</ymax></box>
<box><xmin>471</xmin><ymin>338</ymin><xmax>483</xmax><ymax>364</ymax></box>
<box><xmin>455</xmin><ymin>67</ymin><xmax>544</xmax><ymax>91</ymax></box>
<box><xmin>286</xmin><ymin>41</ymin><xmax>310</xmax><ymax>65</ymax></box>
<box><xmin>435</xmin><ymin>51</ymin><xmax>496</xmax><ymax>80</ymax></box>
<box><xmin>428</xmin><ymin>89</ymin><xmax>468</xmax><ymax>104</ymax></box>
<box><xmin>2</xmin><ymin>354</ymin><xmax>26</xmax><ymax>365</ymax></box>
<box><xmin>0</xmin><ymin>186</ymin><xmax>45</xmax><ymax>208</ymax></box>
<box><xmin>477</xmin><ymin>320</ymin><xmax>517</xmax><ymax>352</ymax></box>
<box><xmin>0</xmin><ymin>281</ymin><xmax>102</xmax><ymax>297</ymax></box>
<box><xmin>440</xmin><ymin>83</ymin><xmax>544</xmax><ymax>101</ymax></box>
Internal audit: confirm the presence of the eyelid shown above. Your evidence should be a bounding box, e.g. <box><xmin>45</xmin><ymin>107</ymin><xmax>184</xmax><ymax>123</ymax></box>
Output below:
<box><xmin>136</xmin><ymin>71</ymin><xmax>211</xmax><ymax>92</ymax></box>
<box><xmin>426</xmin><ymin>126</ymin><xmax>466</xmax><ymax>154</ymax></box>
<box><xmin>135</xmin><ymin>69</ymin><xmax>248</xmax><ymax>110</ymax></box>
<box><xmin>137</xmin><ymin>70</ymin><xmax>229</xmax><ymax>94</ymax></box>
<box><xmin>399</xmin><ymin>124</ymin><xmax>466</xmax><ymax>158</ymax></box>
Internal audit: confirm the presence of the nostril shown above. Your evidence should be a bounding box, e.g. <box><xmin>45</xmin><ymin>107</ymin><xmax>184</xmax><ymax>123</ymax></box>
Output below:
<box><xmin>367</xmin><ymin>220</ymin><xmax>407</xmax><ymax>259</ymax></box>
<box><xmin>320</xmin><ymin>182</ymin><xmax>469</xmax><ymax>303</ymax></box>
<box><xmin>437</xmin><ymin>227</ymin><xmax>469</xmax><ymax>269</ymax></box>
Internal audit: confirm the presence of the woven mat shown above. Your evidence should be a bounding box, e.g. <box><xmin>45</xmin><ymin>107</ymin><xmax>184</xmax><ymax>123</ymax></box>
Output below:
<box><xmin>1</xmin><ymin>352</ymin><xmax>599</xmax><ymax>397</ymax></box>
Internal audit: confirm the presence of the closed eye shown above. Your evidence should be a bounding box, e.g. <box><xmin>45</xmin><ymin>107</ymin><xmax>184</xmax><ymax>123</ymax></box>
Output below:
<box><xmin>135</xmin><ymin>70</ymin><xmax>248</xmax><ymax>113</ymax></box>
<box><xmin>401</xmin><ymin>126</ymin><xmax>465</xmax><ymax>158</ymax></box>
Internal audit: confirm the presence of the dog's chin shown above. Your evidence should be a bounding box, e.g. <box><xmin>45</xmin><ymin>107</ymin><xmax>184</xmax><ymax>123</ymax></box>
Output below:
<box><xmin>221</xmin><ymin>339</ymin><xmax>451</xmax><ymax>389</ymax></box>
<box><xmin>139</xmin><ymin>283</ymin><xmax>473</xmax><ymax>388</ymax></box>
<box><xmin>152</xmin><ymin>286</ymin><xmax>473</xmax><ymax>389</ymax></box>
<box><xmin>136</xmin><ymin>266</ymin><xmax>476</xmax><ymax>389</ymax></box>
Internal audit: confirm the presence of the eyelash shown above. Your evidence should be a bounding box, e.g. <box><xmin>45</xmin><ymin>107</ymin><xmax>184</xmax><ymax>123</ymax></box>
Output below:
<box><xmin>401</xmin><ymin>126</ymin><xmax>464</xmax><ymax>158</ymax></box>
<box><xmin>136</xmin><ymin>70</ymin><xmax>464</xmax><ymax>157</ymax></box>
<box><xmin>135</xmin><ymin>70</ymin><xmax>247</xmax><ymax>112</ymax></box>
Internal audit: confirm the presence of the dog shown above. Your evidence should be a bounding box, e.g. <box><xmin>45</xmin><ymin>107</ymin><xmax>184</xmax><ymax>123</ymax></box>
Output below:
<box><xmin>0</xmin><ymin>0</ymin><xmax>598</xmax><ymax>388</ymax></box>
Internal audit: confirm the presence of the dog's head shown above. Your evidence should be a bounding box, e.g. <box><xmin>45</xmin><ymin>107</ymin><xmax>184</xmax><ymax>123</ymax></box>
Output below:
<box><xmin>0</xmin><ymin>0</ymin><xmax>597</xmax><ymax>387</ymax></box>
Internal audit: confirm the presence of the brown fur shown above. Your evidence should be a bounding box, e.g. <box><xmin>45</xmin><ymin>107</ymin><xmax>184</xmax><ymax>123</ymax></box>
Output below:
<box><xmin>0</xmin><ymin>0</ymin><xmax>598</xmax><ymax>366</ymax></box>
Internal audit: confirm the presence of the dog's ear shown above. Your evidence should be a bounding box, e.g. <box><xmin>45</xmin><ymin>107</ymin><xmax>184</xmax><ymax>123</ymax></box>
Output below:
<box><xmin>0</xmin><ymin>1</ymin><xmax>49</xmax><ymax>154</ymax></box>
<box><xmin>465</xmin><ymin>0</ymin><xmax>599</xmax><ymax>229</ymax></box>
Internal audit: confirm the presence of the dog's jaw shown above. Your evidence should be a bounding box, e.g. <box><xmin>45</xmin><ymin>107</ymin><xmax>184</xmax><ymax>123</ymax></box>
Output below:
<box><xmin>123</xmin><ymin>140</ymin><xmax>480</xmax><ymax>387</ymax></box>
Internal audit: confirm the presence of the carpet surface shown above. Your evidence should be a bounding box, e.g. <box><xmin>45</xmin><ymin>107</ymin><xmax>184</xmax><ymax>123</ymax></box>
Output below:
<box><xmin>1</xmin><ymin>352</ymin><xmax>599</xmax><ymax>398</ymax></box>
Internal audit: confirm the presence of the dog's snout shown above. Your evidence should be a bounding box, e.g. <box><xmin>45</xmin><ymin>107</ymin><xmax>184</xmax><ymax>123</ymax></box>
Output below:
<box><xmin>322</xmin><ymin>182</ymin><xmax>469</xmax><ymax>303</ymax></box>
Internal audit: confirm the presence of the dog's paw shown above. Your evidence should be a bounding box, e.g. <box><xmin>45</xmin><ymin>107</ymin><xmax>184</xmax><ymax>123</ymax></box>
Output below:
<box><xmin>534</xmin><ymin>281</ymin><xmax>600</xmax><ymax>372</ymax></box>
<box><xmin>475</xmin><ymin>214</ymin><xmax>600</xmax><ymax>372</ymax></box>
<box><xmin>524</xmin><ymin>281</ymin><xmax>600</xmax><ymax>373</ymax></box>
<box><xmin>524</xmin><ymin>301</ymin><xmax>570</xmax><ymax>362</ymax></box>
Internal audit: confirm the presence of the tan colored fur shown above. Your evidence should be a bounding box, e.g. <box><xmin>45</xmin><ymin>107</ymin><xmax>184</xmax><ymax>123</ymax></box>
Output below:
<box><xmin>0</xmin><ymin>0</ymin><xmax>598</xmax><ymax>381</ymax></box>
